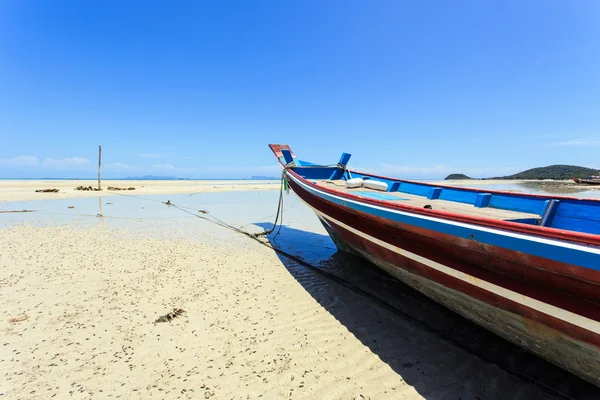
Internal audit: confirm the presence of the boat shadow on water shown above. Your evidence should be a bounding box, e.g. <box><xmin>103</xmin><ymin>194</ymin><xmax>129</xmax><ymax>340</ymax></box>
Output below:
<box><xmin>254</xmin><ymin>222</ymin><xmax>600</xmax><ymax>400</ymax></box>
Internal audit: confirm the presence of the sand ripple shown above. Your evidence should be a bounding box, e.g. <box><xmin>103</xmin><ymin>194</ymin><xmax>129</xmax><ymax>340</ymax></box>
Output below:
<box><xmin>0</xmin><ymin>224</ymin><xmax>573</xmax><ymax>399</ymax></box>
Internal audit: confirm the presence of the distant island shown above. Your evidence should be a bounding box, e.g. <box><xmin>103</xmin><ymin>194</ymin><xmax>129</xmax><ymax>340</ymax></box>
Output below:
<box><xmin>489</xmin><ymin>165</ymin><xmax>599</xmax><ymax>180</ymax></box>
<box><xmin>124</xmin><ymin>175</ymin><xmax>181</xmax><ymax>180</ymax></box>
<box><xmin>443</xmin><ymin>165</ymin><xmax>599</xmax><ymax>181</ymax></box>
<box><xmin>445</xmin><ymin>173</ymin><xmax>472</xmax><ymax>180</ymax></box>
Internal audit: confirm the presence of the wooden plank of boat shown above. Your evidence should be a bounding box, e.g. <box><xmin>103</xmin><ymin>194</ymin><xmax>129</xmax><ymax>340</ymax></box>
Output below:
<box><xmin>316</xmin><ymin>180</ymin><xmax>542</xmax><ymax>222</ymax></box>
<box><xmin>268</xmin><ymin>143</ymin><xmax>600</xmax><ymax>387</ymax></box>
<box><xmin>578</xmin><ymin>179</ymin><xmax>600</xmax><ymax>185</ymax></box>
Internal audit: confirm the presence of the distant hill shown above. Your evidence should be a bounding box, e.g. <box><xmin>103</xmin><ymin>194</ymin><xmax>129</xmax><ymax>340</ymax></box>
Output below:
<box><xmin>445</xmin><ymin>173</ymin><xmax>472</xmax><ymax>180</ymax></box>
<box><xmin>490</xmin><ymin>165</ymin><xmax>599</xmax><ymax>180</ymax></box>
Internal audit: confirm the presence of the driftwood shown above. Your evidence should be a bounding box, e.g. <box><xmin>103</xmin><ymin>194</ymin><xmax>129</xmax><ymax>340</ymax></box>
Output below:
<box><xmin>35</xmin><ymin>188</ymin><xmax>59</xmax><ymax>193</ymax></box>
<box><xmin>0</xmin><ymin>210</ymin><xmax>36</xmax><ymax>214</ymax></box>
<box><xmin>75</xmin><ymin>186</ymin><xmax>102</xmax><ymax>191</ymax></box>
<box><xmin>8</xmin><ymin>313</ymin><xmax>29</xmax><ymax>323</ymax></box>
<box><xmin>154</xmin><ymin>308</ymin><xmax>185</xmax><ymax>324</ymax></box>
<box><xmin>107</xmin><ymin>186</ymin><xmax>135</xmax><ymax>191</ymax></box>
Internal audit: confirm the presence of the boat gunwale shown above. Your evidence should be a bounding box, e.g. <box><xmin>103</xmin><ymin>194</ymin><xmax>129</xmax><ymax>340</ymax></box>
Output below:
<box><xmin>282</xmin><ymin>167</ymin><xmax>600</xmax><ymax>248</ymax></box>
<box><xmin>348</xmin><ymin>168</ymin><xmax>600</xmax><ymax>203</ymax></box>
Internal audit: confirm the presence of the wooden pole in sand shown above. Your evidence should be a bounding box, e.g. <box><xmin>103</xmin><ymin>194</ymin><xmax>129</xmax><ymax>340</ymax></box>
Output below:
<box><xmin>97</xmin><ymin>145</ymin><xmax>102</xmax><ymax>190</ymax></box>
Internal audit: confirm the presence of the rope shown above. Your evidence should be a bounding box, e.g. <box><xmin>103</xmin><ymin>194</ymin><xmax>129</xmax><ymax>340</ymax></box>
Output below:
<box><xmin>170</xmin><ymin>199</ymin><xmax>577</xmax><ymax>400</ymax></box>
<box><xmin>249</xmin><ymin>161</ymin><xmax>351</xmax><ymax>237</ymax></box>
<box><xmin>159</xmin><ymin>191</ymin><xmax>576</xmax><ymax>400</ymax></box>
<box><xmin>249</xmin><ymin>164</ymin><xmax>290</xmax><ymax>238</ymax></box>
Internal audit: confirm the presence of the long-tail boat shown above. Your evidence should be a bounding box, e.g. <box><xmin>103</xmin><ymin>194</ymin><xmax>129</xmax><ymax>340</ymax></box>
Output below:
<box><xmin>574</xmin><ymin>176</ymin><xmax>600</xmax><ymax>185</ymax></box>
<box><xmin>269</xmin><ymin>144</ymin><xmax>600</xmax><ymax>386</ymax></box>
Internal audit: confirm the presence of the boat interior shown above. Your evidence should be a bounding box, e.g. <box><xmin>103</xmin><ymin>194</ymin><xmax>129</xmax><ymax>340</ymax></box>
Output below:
<box><xmin>315</xmin><ymin>179</ymin><xmax>542</xmax><ymax>223</ymax></box>
<box><xmin>272</xmin><ymin>145</ymin><xmax>600</xmax><ymax>236</ymax></box>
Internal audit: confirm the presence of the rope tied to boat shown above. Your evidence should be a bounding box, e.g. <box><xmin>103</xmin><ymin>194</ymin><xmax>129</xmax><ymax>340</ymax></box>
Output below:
<box><xmin>250</xmin><ymin>162</ymin><xmax>294</xmax><ymax>238</ymax></box>
<box><xmin>251</xmin><ymin>161</ymin><xmax>351</xmax><ymax>238</ymax></box>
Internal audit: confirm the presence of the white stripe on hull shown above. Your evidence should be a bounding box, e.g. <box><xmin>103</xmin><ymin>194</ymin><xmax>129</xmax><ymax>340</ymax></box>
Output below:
<box><xmin>327</xmin><ymin>229</ymin><xmax>600</xmax><ymax>387</ymax></box>
<box><xmin>284</xmin><ymin>170</ymin><xmax>600</xmax><ymax>386</ymax></box>
<box><xmin>309</xmin><ymin>208</ymin><xmax>600</xmax><ymax>336</ymax></box>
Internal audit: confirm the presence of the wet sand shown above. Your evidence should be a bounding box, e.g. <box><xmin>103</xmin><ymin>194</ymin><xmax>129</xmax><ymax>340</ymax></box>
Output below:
<box><xmin>1</xmin><ymin>190</ymin><xmax>591</xmax><ymax>399</ymax></box>
<box><xmin>433</xmin><ymin>178</ymin><xmax>600</xmax><ymax>193</ymax></box>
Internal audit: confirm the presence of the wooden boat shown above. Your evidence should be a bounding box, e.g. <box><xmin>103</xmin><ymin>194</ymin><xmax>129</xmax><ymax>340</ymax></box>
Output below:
<box><xmin>574</xmin><ymin>176</ymin><xmax>600</xmax><ymax>185</ymax></box>
<box><xmin>269</xmin><ymin>144</ymin><xmax>600</xmax><ymax>386</ymax></box>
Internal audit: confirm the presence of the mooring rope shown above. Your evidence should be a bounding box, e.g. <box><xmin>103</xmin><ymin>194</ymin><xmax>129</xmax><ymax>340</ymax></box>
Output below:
<box><xmin>159</xmin><ymin>182</ymin><xmax>576</xmax><ymax>400</ymax></box>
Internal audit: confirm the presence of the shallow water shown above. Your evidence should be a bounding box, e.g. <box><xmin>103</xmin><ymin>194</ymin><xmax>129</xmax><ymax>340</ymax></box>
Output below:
<box><xmin>463</xmin><ymin>182</ymin><xmax>600</xmax><ymax>198</ymax></box>
<box><xmin>1</xmin><ymin>181</ymin><xmax>599</xmax><ymax>262</ymax></box>
<box><xmin>0</xmin><ymin>190</ymin><xmax>334</xmax><ymax>261</ymax></box>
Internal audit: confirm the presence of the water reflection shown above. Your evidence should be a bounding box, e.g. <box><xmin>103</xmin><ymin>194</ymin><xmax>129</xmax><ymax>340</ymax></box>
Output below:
<box><xmin>516</xmin><ymin>181</ymin><xmax>600</xmax><ymax>196</ymax></box>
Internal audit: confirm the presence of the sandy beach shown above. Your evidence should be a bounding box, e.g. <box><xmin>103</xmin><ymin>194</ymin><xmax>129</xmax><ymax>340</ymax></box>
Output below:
<box><xmin>1</xmin><ymin>182</ymin><xmax>592</xmax><ymax>399</ymax></box>
<box><xmin>1</xmin><ymin>225</ymin><xmax>562</xmax><ymax>400</ymax></box>
<box><xmin>3</xmin><ymin>178</ymin><xmax>599</xmax><ymax>204</ymax></box>
<box><xmin>0</xmin><ymin>180</ymin><xmax>281</xmax><ymax>202</ymax></box>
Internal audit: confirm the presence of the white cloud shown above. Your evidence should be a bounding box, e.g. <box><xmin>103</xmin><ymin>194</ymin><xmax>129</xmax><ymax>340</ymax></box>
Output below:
<box><xmin>105</xmin><ymin>162</ymin><xmax>141</xmax><ymax>172</ymax></box>
<box><xmin>549</xmin><ymin>138</ymin><xmax>600</xmax><ymax>146</ymax></box>
<box><xmin>42</xmin><ymin>157</ymin><xmax>91</xmax><ymax>170</ymax></box>
<box><xmin>0</xmin><ymin>156</ymin><xmax>39</xmax><ymax>166</ymax></box>
<box><xmin>152</xmin><ymin>163</ymin><xmax>193</xmax><ymax>173</ymax></box>
<box><xmin>137</xmin><ymin>153</ymin><xmax>171</xmax><ymax>158</ymax></box>
<box><xmin>378</xmin><ymin>163</ymin><xmax>447</xmax><ymax>176</ymax></box>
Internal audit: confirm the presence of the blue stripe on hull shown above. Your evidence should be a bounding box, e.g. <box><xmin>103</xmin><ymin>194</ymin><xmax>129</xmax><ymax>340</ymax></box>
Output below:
<box><xmin>292</xmin><ymin>175</ymin><xmax>600</xmax><ymax>271</ymax></box>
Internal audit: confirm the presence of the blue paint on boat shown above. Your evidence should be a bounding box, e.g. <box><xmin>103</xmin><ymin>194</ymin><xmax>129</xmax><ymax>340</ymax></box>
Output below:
<box><xmin>552</xmin><ymin>200</ymin><xmax>600</xmax><ymax>234</ymax></box>
<box><xmin>296</xmin><ymin>177</ymin><xmax>600</xmax><ymax>271</ymax></box>
<box><xmin>330</xmin><ymin>153</ymin><xmax>352</xmax><ymax>180</ymax></box>
<box><xmin>338</xmin><ymin>152</ymin><xmax>352</xmax><ymax>167</ymax></box>
<box><xmin>427</xmin><ymin>188</ymin><xmax>442</xmax><ymax>200</ymax></box>
<box><xmin>541</xmin><ymin>200</ymin><xmax>559</xmax><ymax>227</ymax></box>
<box><xmin>438</xmin><ymin>188</ymin><xmax>479</xmax><ymax>204</ymax></box>
<box><xmin>294</xmin><ymin>167</ymin><xmax>340</xmax><ymax>180</ymax></box>
<box><xmin>353</xmin><ymin>191</ymin><xmax>410</xmax><ymax>201</ymax></box>
<box><xmin>397</xmin><ymin>182</ymin><xmax>432</xmax><ymax>197</ymax></box>
<box><xmin>488</xmin><ymin>194</ymin><xmax>548</xmax><ymax>215</ymax></box>
<box><xmin>281</xmin><ymin>149</ymin><xmax>294</xmax><ymax>165</ymax></box>
<box><xmin>475</xmin><ymin>193</ymin><xmax>492</xmax><ymax>208</ymax></box>
<box><xmin>277</xmin><ymin>145</ymin><xmax>600</xmax><ymax>266</ymax></box>
<box><xmin>504</xmin><ymin>218</ymin><xmax>541</xmax><ymax>225</ymax></box>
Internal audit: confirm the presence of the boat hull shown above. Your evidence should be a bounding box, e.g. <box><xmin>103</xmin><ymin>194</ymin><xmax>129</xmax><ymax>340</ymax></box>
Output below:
<box><xmin>285</xmin><ymin>173</ymin><xmax>600</xmax><ymax>386</ymax></box>
<box><xmin>577</xmin><ymin>179</ymin><xmax>600</xmax><ymax>185</ymax></box>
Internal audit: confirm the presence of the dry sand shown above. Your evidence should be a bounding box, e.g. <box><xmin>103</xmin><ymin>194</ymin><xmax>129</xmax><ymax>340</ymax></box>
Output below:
<box><xmin>1</xmin><ymin>222</ymin><xmax>558</xmax><ymax>399</ymax></box>
<box><xmin>0</xmin><ymin>180</ymin><xmax>281</xmax><ymax>202</ymax></box>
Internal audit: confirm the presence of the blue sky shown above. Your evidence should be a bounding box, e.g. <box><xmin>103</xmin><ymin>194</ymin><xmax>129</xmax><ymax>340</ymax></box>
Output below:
<box><xmin>0</xmin><ymin>1</ymin><xmax>599</xmax><ymax>179</ymax></box>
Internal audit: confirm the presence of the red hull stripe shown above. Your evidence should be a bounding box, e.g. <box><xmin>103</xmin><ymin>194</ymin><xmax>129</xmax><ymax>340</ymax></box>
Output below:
<box><xmin>318</xmin><ymin>211</ymin><xmax>600</xmax><ymax>348</ymax></box>
<box><xmin>289</xmin><ymin>169</ymin><xmax>600</xmax><ymax>254</ymax></box>
<box><xmin>287</xmin><ymin>178</ymin><xmax>600</xmax><ymax>327</ymax></box>
<box><xmin>295</xmin><ymin>182</ymin><xmax>600</xmax><ymax>320</ymax></box>
<box><xmin>284</xmin><ymin>165</ymin><xmax>600</xmax><ymax>247</ymax></box>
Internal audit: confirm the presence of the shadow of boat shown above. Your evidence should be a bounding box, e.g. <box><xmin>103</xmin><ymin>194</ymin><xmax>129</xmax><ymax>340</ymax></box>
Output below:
<box><xmin>254</xmin><ymin>222</ymin><xmax>600</xmax><ymax>399</ymax></box>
